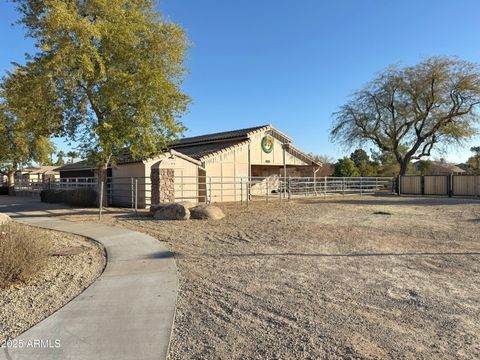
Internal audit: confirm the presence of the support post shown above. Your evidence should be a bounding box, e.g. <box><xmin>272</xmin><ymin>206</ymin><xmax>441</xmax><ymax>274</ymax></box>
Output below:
<box><xmin>131</xmin><ymin>177</ymin><xmax>134</xmax><ymax>208</ymax></box>
<box><xmin>324</xmin><ymin>176</ymin><xmax>327</xmax><ymax>198</ymax></box>
<box><xmin>283</xmin><ymin>145</ymin><xmax>287</xmax><ymax>199</ymax></box>
<box><xmin>99</xmin><ymin>181</ymin><xmax>104</xmax><ymax>221</ymax></box>
<box><xmin>208</xmin><ymin>177</ymin><xmax>212</xmax><ymax>204</ymax></box>
<box><xmin>240</xmin><ymin>177</ymin><xmax>243</xmax><ymax>204</ymax></box>
<box><xmin>448</xmin><ymin>173</ymin><xmax>453</xmax><ymax>197</ymax></box>
<box><xmin>266</xmin><ymin>177</ymin><xmax>269</xmax><ymax>202</ymax></box>
<box><xmin>288</xmin><ymin>176</ymin><xmax>291</xmax><ymax>201</ymax></box>
<box><xmin>135</xmin><ymin>178</ymin><xmax>138</xmax><ymax>215</ymax></box>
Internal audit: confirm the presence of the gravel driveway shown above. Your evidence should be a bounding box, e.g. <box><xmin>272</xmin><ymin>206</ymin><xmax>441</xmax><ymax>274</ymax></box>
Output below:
<box><xmin>61</xmin><ymin>195</ymin><xmax>480</xmax><ymax>359</ymax></box>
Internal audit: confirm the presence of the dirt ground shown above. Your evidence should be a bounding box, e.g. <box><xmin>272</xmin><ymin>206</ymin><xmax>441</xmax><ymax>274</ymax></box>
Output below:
<box><xmin>61</xmin><ymin>195</ymin><xmax>479</xmax><ymax>359</ymax></box>
<box><xmin>0</xmin><ymin>224</ymin><xmax>105</xmax><ymax>343</ymax></box>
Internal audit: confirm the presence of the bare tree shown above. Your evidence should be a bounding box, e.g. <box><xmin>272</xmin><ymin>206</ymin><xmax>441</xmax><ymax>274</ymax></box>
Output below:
<box><xmin>331</xmin><ymin>57</ymin><xmax>480</xmax><ymax>175</ymax></box>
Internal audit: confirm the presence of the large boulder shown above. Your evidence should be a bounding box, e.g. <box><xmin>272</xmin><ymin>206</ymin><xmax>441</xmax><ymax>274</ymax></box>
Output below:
<box><xmin>150</xmin><ymin>203</ymin><xmax>162</xmax><ymax>215</ymax></box>
<box><xmin>0</xmin><ymin>213</ymin><xmax>12</xmax><ymax>225</ymax></box>
<box><xmin>190</xmin><ymin>205</ymin><xmax>225</xmax><ymax>220</ymax></box>
<box><xmin>177</xmin><ymin>201</ymin><xmax>197</xmax><ymax>210</ymax></box>
<box><xmin>153</xmin><ymin>203</ymin><xmax>190</xmax><ymax>220</ymax></box>
<box><xmin>150</xmin><ymin>201</ymin><xmax>196</xmax><ymax>215</ymax></box>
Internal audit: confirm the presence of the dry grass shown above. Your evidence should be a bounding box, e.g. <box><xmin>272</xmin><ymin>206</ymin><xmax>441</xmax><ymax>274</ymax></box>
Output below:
<box><xmin>0</xmin><ymin>222</ymin><xmax>51</xmax><ymax>288</ymax></box>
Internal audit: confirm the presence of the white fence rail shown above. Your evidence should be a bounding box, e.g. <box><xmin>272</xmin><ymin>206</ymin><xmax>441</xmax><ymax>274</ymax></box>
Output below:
<box><xmin>11</xmin><ymin>176</ymin><xmax>395</xmax><ymax>208</ymax></box>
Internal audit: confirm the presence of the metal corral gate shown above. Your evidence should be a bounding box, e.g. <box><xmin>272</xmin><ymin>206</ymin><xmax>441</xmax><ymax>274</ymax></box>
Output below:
<box><xmin>12</xmin><ymin>176</ymin><xmax>395</xmax><ymax>208</ymax></box>
<box><xmin>399</xmin><ymin>174</ymin><xmax>480</xmax><ymax>197</ymax></box>
<box><xmin>105</xmin><ymin>176</ymin><xmax>394</xmax><ymax>207</ymax></box>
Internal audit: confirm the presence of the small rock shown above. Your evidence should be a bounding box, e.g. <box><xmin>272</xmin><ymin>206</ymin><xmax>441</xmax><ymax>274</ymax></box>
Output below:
<box><xmin>190</xmin><ymin>205</ymin><xmax>225</xmax><ymax>220</ymax></box>
<box><xmin>0</xmin><ymin>213</ymin><xmax>11</xmax><ymax>225</ymax></box>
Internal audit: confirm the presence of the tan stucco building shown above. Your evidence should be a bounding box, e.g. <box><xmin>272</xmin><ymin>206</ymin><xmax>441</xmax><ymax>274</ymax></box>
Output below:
<box><xmin>57</xmin><ymin>125</ymin><xmax>319</xmax><ymax>206</ymax></box>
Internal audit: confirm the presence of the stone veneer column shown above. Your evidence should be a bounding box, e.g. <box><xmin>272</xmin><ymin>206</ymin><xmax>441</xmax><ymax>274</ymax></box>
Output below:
<box><xmin>159</xmin><ymin>168</ymin><xmax>175</xmax><ymax>202</ymax></box>
<box><xmin>150</xmin><ymin>167</ymin><xmax>160</xmax><ymax>205</ymax></box>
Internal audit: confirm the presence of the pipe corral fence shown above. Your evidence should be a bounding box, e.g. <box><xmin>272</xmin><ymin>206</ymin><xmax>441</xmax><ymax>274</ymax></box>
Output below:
<box><xmin>12</xmin><ymin>176</ymin><xmax>396</xmax><ymax>209</ymax></box>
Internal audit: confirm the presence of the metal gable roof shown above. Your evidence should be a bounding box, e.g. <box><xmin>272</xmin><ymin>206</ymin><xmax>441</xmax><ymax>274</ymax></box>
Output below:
<box><xmin>55</xmin><ymin>125</ymin><xmax>314</xmax><ymax>170</ymax></box>
<box><xmin>173</xmin><ymin>125</ymin><xmax>269</xmax><ymax>146</ymax></box>
<box><xmin>171</xmin><ymin>139</ymin><xmax>247</xmax><ymax>160</ymax></box>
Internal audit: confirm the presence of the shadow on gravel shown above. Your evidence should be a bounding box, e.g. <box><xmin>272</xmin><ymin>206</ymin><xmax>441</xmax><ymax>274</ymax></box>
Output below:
<box><xmin>301</xmin><ymin>196</ymin><xmax>480</xmax><ymax>207</ymax></box>
<box><xmin>142</xmin><ymin>251</ymin><xmax>174</xmax><ymax>259</ymax></box>
<box><xmin>225</xmin><ymin>251</ymin><xmax>480</xmax><ymax>258</ymax></box>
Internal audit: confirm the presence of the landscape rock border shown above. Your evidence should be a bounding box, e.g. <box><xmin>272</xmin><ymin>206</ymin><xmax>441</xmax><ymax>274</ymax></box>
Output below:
<box><xmin>150</xmin><ymin>203</ymin><xmax>225</xmax><ymax>220</ymax></box>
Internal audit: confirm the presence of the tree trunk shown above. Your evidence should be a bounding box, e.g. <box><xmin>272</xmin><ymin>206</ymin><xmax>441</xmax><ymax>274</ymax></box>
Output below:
<box><xmin>97</xmin><ymin>166</ymin><xmax>108</xmax><ymax>207</ymax></box>
<box><xmin>399</xmin><ymin>160</ymin><xmax>409</xmax><ymax>176</ymax></box>
<box><xmin>7</xmin><ymin>171</ymin><xmax>15</xmax><ymax>196</ymax></box>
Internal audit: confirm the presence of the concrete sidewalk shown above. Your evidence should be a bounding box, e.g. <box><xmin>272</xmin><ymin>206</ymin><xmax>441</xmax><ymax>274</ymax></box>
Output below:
<box><xmin>0</xmin><ymin>198</ymin><xmax>177</xmax><ymax>360</ymax></box>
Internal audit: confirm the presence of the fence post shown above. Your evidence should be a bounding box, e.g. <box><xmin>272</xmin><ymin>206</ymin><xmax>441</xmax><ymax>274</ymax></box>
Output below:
<box><xmin>240</xmin><ymin>178</ymin><xmax>243</xmax><ymax>204</ymax></box>
<box><xmin>360</xmin><ymin>178</ymin><xmax>363</xmax><ymax>196</ymax></box>
<box><xmin>135</xmin><ymin>178</ymin><xmax>138</xmax><ymax>215</ymax></box>
<box><xmin>448</xmin><ymin>173</ymin><xmax>453</xmax><ymax>197</ymax></box>
<box><xmin>108</xmin><ymin>178</ymin><xmax>112</xmax><ymax>205</ymax></box>
<box><xmin>131</xmin><ymin>177</ymin><xmax>134</xmax><ymax>208</ymax></box>
<box><xmin>476</xmin><ymin>174</ymin><xmax>479</xmax><ymax>198</ymax></box>
<box><xmin>98</xmin><ymin>181</ymin><xmax>104</xmax><ymax>221</ymax></box>
<box><xmin>324</xmin><ymin>176</ymin><xmax>327</xmax><ymax>198</ymax></box>
<box><xmin>208</xmin><ymin>177</ymin><xmax>212</xmax><ymax>204</ymax></box>
<box><xmin>266</xmin><ymin>177</ymin><xmax>269</xmax><ymax>202</ymax></box>
<box><xmin>246</xmin><ymin>179</ymin><xmax>250</xmax><ymax>207</ymax></box>
<box><xmin>397</xmin><ymin>175</ymin><xmax>401</xmax><ymax>195</ymax></box>
<box><xmin>342</xmin><ymin>178</ymin><xmax>345</xmax><ymax>195</ymax></box>
<box><xmin>220</xmin><ymin>175</ymin><xmax>223</xmax><ymax>202</ymax></box>
<box><xmin>288</xmin><ymin>176</ymin><xmax>291</xmax><ymax>201</ymax></box>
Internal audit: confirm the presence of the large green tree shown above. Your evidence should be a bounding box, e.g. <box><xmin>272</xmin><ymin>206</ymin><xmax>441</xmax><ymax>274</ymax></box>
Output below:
<box><xmin>331</xmin><ymin>57</ymin><xmax>480</xmax><ymax>175</ymax></box>
<box><xmin>467</xmin><ymin>146</ymin><xmax>480</xmax><ymax>173</ymax></box>
<box><xmin>333</xmin><ymin>157</ymin><xmax>360</xmax><ymax>177</ymax></box>
<box><xmin>349</xmin><ymin>149</ymin><xmax>369</xmax><ymax>168</ymax></box>
<box><xmin>0</xmin><ymin>64</ymin><xmax>58</xmax><ymax>193</ymax></box>
<box><xmin>11</xmin><ymin>0</ymin><xmax>190</xmax><ymax>184</ymax></box>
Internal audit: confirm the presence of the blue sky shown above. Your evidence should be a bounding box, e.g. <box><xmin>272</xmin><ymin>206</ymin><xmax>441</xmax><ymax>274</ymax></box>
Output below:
<box><xmin>1</xmin><ymin>0</ymin><xmax>480</xmax><ymax>163</ymax></box>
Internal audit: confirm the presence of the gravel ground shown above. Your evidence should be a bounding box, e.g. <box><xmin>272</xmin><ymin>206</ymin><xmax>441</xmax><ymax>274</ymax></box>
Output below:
<box><xmin>61</xmin><ymin>195</ymin><xmax>480</xmax><ymax>359</ymax></box>
<box><xmin>0</xmin><ymin>224</ymin><xmax>105</xmax><ymax>343</ymax></box>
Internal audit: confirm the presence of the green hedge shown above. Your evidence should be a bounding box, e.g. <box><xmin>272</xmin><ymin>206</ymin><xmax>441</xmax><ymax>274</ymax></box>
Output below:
<box><xmin>0</xmin><ymin>187</ymin><xmax>8</xmax><ymax>195</ymax></box>
<box><xmin>40</xmin><ymin>188</ymin><xmax>98</xmax><ymax>207</ymax></box>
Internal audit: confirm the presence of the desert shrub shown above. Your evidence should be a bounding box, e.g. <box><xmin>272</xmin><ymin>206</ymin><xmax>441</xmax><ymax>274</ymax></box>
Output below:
<box><xmin>40</xmin><ymin>190</ymin><xmax>64</xmax><ymax>203</ymax></box>
<box><xmin>0</xmin><ymin>222</ymin><xmax>51</xmax><ymax>288</ymax></box>
<box><xmin>40</xmin><ymin>188</ymin><xmax>98</xmax><ymax>207</ymax></box>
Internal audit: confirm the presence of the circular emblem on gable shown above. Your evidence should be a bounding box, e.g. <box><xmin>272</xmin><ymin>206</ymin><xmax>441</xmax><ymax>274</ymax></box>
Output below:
<box><xmin>261</xmin><ymin>135</ymin><xmax>274</xmax><ymax>153</ymax></box>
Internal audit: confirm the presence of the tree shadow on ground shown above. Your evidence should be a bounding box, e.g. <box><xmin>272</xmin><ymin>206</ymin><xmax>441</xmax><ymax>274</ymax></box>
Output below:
<box><xmin>297</xmin><ymin>194</ymin><xmax>480</xmax><ymax>207</ymax></box>
<box><xmin>221</xmin><ymin>251</ymin><xmax>480</xmax><ymax>258</ymax></box>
